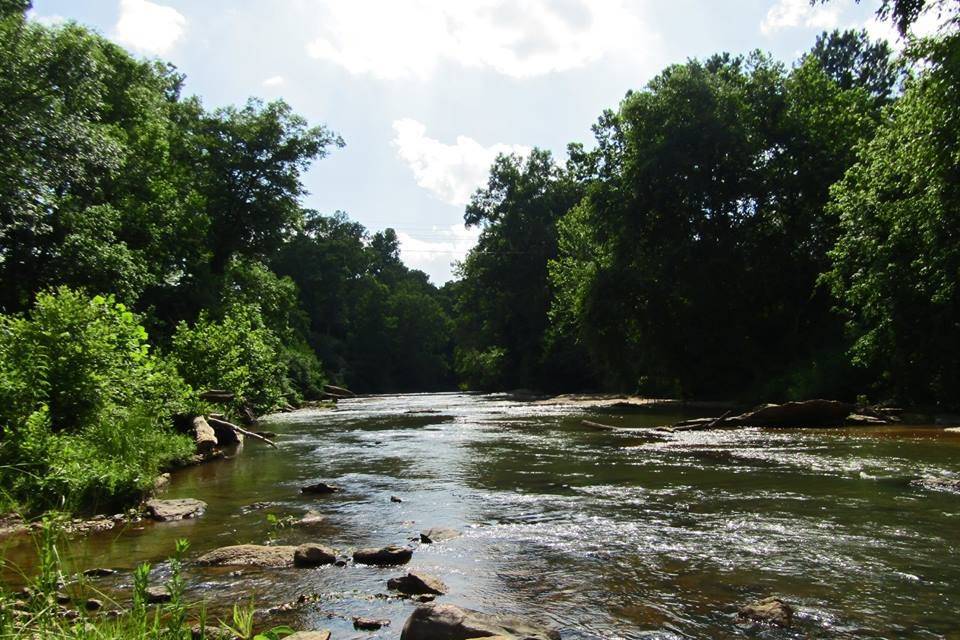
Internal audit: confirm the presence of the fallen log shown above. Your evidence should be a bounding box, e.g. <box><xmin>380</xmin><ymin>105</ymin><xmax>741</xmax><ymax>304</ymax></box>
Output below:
<box><xmin>207</xmin><ymin>416</ymin><xmax>277</xmax><ymax>448</ymax></box>
<box><xmin>662</xmin><ymin>399</ymin><xmax>893</xmax><ymax>431</ymax></box>
<box><xmin>662</xmin><ymin>410</ymin><xmax>735</xmax><ymax>433</ymax></box>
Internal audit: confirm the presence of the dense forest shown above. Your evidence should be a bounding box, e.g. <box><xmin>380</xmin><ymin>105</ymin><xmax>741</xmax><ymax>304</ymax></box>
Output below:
<box><xmin>0</xmin><ymin>0</ymin><xmax>958</xmax><ymax>513</ymax></box>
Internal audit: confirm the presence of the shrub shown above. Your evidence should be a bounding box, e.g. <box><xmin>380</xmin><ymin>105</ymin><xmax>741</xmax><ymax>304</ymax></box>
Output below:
<box><xmin>0</xmin><ymin>288</ymin><xmax>195</xmax><ymax>513</ymax></box>
<box><xmin>170</xmin><ymin>304</ymin><xmax>288</xmax><ymax>412</ymax></box>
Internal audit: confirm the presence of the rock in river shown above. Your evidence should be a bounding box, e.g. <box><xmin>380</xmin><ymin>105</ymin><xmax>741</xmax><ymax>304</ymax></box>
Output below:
<box><xmin>420</xmin><ymin>527</ymin><xmax>460</xmax><ymax>543</ymax></box>
<box><xmin>737</xmin><ymin>596</ymin><xmax>793</xmax><ymax>627</ymax></box>
<box><xmin>353</xmin><ymin>545</ymin><xmax>413</xmax><ymax>566</ymax></box>
<box><xmin>284</xmin><ymin>632</ymin><xmax>331</xmax><ymax>640</ymax></box>
<box><xmin>301</xmin><ymin>482</ymin><xmax>342</xmax><ymax>495</ymax></box>
<box><xmin>145</xmin><ymin>586</ymin><xmax>171</xmax><ymax>603</ymax></box>
<box><xmin>144</xmin><ymin>498</ymin><xmax>207</xmax><ymax>522</ymax></box>
<box><xmin>388</xmin><ymin>570</ymin><xmax>447</xmax><ymax>595</ymax></box>
<box><xmin>400</xmin><ymin>603</ymin><xmax>560</xmax><ymax>640</ymax></box>
<box><xmin>293</xmin><ymin>543</ymin><xmax>337</xmax><ymax>567</ymax></box>
<box><xmin>196</xmin><ymin>545</ymin><xmax>296</xmax><ymax>568</ymax></box>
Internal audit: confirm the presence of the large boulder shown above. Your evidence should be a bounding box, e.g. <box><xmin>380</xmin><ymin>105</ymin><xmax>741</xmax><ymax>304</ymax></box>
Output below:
<box><xmin>192</xmin><ymin>416</ymin><xmax>218</xmax><ymax>455</ymax></box>
<box><xmin>737</xmin><ymin>596</ymin><xmax>793</xmax><ymax>627</ymax></box>
<box><xmin>196</xmin><ymin>545</ymin><xmax>296</xmax><ymax>568</ymax></box>
<box><xmin>388</xmin><ymin>570</ymin><xmax>447</xmax><ymax>595</ymax></box>
<box><xmin>353</xmin><ymin>545</ymin><xmax>413</xmax><ymax>566</ymax></box>
<box><xmin>400</xmin><ymin>603</ymin><xmax>560</xmax><ymax>640</ymax></box>
<box><xmin>420</xmin><ymin>527</ymin><xmax>460</xmax><ymax>543</ymax></box>
<box><xmin>144</xmin><ymin>498</ymin><xmax>207</xmax><ymax>522</ymax></box>
<box><xmin>293</xmin><ymin>543</ymin><xmax>337</xmax><ymax>567</ymax></box>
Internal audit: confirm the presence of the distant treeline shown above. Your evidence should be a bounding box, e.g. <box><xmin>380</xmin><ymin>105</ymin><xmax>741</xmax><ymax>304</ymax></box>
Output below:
<box><xmin>452</xmin><ymin>1</ymin><xmax>960</xmax><ymax>407</ymax></box>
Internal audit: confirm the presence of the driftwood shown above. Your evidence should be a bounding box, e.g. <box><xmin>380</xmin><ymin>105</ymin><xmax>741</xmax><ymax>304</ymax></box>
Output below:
<box><xmin>662</xmin><ymin>399</ymin><xmax>894</xmax><ymax>432</ymax></box>
<box><xmin>581</xmin><ymin>419</ymin><xmax>620</xmax><ymax>431</ymax></box>
<box><xmin>323</xmin><ymin>384</ymin><xmax>356</xmax><ymax>398</ymax></box>
<box><xmin>207</xmin><ymin>416</ymin><xmax>277</xmax><ymax>448</ymax></box>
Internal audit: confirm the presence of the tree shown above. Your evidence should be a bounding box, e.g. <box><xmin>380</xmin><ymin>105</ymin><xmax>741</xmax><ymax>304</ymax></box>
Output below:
<box><xmin>810</xmin><ymin>29</ymin><xmax>902</xmax><ymax>103</ymax></box>
<box><xmin>824</xmin><ymin>29</ymin><xmax>960</xmax><ymax>404</ymax></box>
<box><xmin>455</xmin><ymin>149</ymin><xmax>587</xmax><ymax>390</ymax></box>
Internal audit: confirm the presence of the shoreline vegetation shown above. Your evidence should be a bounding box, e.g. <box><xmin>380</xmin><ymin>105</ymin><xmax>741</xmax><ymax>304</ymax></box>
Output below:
<box><xmin>2</xmin><ymin>0</ymin><xmax>960</xmax><ymax>637</ymax></box>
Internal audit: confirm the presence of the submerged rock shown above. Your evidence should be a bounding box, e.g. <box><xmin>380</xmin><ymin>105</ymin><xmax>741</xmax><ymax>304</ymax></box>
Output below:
<box><xmin>297</xmin><ymin>510</ymin><xmax>325</xmax><ymax>525</ymax></box>
<box><xmin>420</xmin><ymin>527</ymin><xmax>460</xmax><ymax>543</ymax></box>
<box><xmin>196</xmin><ymin>544</ymin><xmax>296</xmax><ymax>568</ymax></box>
<box><xmin>387</xmin><ymin>570</ymin><xmax>447</xmax><ymax>595</ymax></box>
<box><xmin>353</xmin><ymin>545</ymin><xmax>413</xmax><ymax>566</ymax></box>
<box><xmin>912</xmin><ymin>477</ymin><xmax>960</xmax><ymax>493</ymax></box>
<box><xmin>400</xmin><ymin>603</ymin><xmax>560</xmax><ymax>640</ymax></box>
<box><xmin>293</xmin><ymin>543</ymin><xmax>337</xmax><ymax>567</ymax></box>
<box><xmin>737</xmin><ymin>596</ymin><xmax>793</xmax><ymax>627</ymax></box>
<box><xmin>301</xmin><ymin>482</ymin><xmax>342</xmax><ymax>495</ymax></box>
<box><xmin>144</xmin><ymin>498</ymin><xmax>207</xmax><ymax>522</ymax></box>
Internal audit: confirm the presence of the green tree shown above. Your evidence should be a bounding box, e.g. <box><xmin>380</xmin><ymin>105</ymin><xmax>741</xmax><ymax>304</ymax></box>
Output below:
<box><xmin>824</xmin><ymin>28</ymin><xmax>960</xmax><ymax>404</ymax></box>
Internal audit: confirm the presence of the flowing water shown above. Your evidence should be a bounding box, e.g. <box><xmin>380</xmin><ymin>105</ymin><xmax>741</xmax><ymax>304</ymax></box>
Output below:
<box><xmin>4</xmin><ymin>393</ymin><xmax>960</xmax><ymax>638</ymax></box>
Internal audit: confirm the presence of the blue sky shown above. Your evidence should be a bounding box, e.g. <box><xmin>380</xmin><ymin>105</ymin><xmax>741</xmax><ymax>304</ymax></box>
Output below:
<box><xmin>29</xmin><ymin>0</ymin><xmax>915</xmax><ymax>283</ymax></box>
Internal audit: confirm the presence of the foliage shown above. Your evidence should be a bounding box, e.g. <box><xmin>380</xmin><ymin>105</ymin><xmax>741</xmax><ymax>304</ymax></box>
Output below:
<box><xmin>170</xmin><ymin>304</ymin><xmax>288</xmax><ymax>413</ymax></box>
<box><xmin>823</xmin><ymin>27</ymin><xmax>960</xmax><ymax>404</ymax></box>
<box><xmin>0</xmin><ymin>288</ymin><xmax>194</xmax><ymax>512</ymax></box>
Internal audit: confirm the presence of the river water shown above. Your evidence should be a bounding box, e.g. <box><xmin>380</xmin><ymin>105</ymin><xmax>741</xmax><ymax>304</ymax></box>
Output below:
<box><xmin>6</xmin><ymin>393</ymin><xmax>960</xmax><ymax>638</ymax></box>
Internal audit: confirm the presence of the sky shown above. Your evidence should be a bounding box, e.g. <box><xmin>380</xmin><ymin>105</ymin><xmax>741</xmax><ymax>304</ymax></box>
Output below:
<box><xmin>28</xmin><ymin>0</ymin><xmax>932</xmax><ymax>283</ymax></box>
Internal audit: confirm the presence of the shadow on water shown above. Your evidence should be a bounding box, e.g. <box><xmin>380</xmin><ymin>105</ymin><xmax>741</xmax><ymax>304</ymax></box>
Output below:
<box><xmin>3</xmin><ymin>392</ymin><xmax>960</xmax><ymax>638</ymax></box>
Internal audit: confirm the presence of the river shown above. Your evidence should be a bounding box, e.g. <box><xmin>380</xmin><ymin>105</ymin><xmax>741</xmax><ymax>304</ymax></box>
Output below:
<box><xmin>5</xmin><ymin>393</ymin><xmax>960</xmax><ymax>638</ymax></box>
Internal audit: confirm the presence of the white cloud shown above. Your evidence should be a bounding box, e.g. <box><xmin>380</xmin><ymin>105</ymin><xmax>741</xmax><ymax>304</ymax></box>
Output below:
<box><xmin>761</xmin><ymin>0</ymin><xmax>840</xmax><ymax>35</ymax></box>
<box><xmin>392</xmin><ymin>118</ymin><xmax>531</xmax><ymax>207</ymax></box>
<box><xmin>305</xmin><ymin>0</ymin><xmax>658</xmax><ymax>80</ymax></box>
<box><xmin>397</xmin><ymin>224</ymin><xmax>481</xmax><ymax>283</ymax></box>
<box><xmin>864</xmin><ymin>5</ymin><xmax>945</xmax><ymax>48</ymax></box>
<box><xmin>28</xmin><ymin>12</ymin><xmax>66</xmax><ymax>27</ymax></box>
<box><xmin>262</xmin><ymin>75</ymin><xmax>286</xmax><ymax>87</ymax></box>
<box><xmin>113</xmin><ymin>0</ymin><xmax>186</xmax><ymax>55</ymax></box>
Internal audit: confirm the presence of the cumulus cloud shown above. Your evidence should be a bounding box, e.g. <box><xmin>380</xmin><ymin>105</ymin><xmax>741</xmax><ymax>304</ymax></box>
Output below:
<box><xmin>864</xmin><ymin>6</ymin><xmax>945</xmax><ymax>47</ymax></box>
<box><xmin>29</xmin><ymin>12</ymin><xmax>66</xmax><ymax>27</ymax></box>
<box><xmin>397</xmin><ymin>224</ymin><xmax>482</xmax><ymax>283</ymax></box>
<box><xmin>392</xmin><ymin>118</ymin><xmax>531</xmax><ymax>207</ymax></box>
<box><xmin>306</xmin><ymin>0</ymin><xmax>658</xmax><ymax>80</ymax></box>
<box><xmin>113</xmin><ymin>0</ymin><xmax>186</xmax><ymax>55</ymax></box>
<box><xmin>262</xmin><ymin>75</ymin><xmax>286</xmax><ymax>87</ymax></box>
<box><xmin>761</xmin><ymin>0</ymin><xmax>839</xmax><ymax>35</ymax></box>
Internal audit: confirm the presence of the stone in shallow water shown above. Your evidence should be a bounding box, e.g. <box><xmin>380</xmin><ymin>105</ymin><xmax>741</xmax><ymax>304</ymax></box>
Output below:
<box><xmin>387</xmin><ymin>570</ymin><xmax>447</xmax><ymax>595</ymax></box>
<box><xmin>353</xmin><ymin>545</ymin><xmax>413</xmax><ymax>566</ymax></box>
<box><xmin>354</xmin><ymin>617</ymin><xmax>389</xmax><ymax>630</ymax></box>
<box><xmin>301</xmin><ymin>482</ymin><xmax>342</xmax><ymax>495</ymax></box>
<box><xmin>285</xmin><ymin>632</ymin><xmax>331</xmax><ymax>640</ymax></box>
<box><xmin>196</xmin><ymin>544</ymin><xmax>296</xmax><ymax>567</ymax></box>
<box><xmin>144</xmin><ymin>498</ymin><xmax>207</xmax><ymax>521</ymax></box>
<box><xmin>145</xmin><ymin>585</ymin><xmax>171</xmax><ymax>603</ymax></box>
<box><xmin>737</xmin><ymin>596</ymin><xmax>793</xmax><ymax>627</ymax></box>
<box><xmin>400</xmin><ymin>603</ymin><xmax>560</xmax><ymax>640</ymax></box>
<box><xmin>293</xmin><ymin>543</ymin><xmax>337</xmax><ymax>567</ymax></box>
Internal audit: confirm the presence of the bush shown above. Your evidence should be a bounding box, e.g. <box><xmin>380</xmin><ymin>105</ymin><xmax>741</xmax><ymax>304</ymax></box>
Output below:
<box><xmin>0</xmin><ymin>288</ymin><xmax>195</xmax><ymax>513</ymax></box>
<box><xmin>170</xmin><ymin>304</ymin><xmax>288</xmax><ymax>412</ymax></box>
